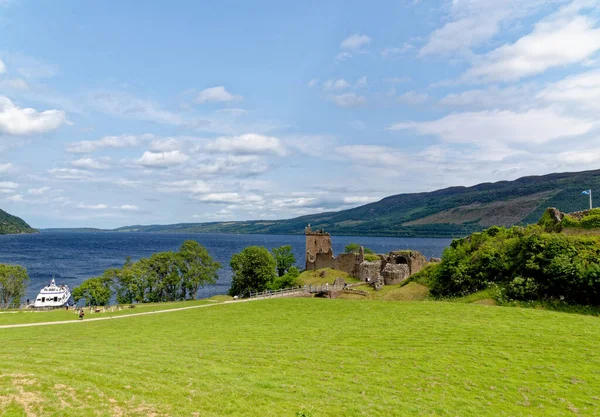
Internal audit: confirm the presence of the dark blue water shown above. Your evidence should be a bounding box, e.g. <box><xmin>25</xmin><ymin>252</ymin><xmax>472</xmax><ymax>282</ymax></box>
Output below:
<box><xmin>0</xmin><ymin>232</ymin><xmax>451</xmax><ymax>300</ymax></box>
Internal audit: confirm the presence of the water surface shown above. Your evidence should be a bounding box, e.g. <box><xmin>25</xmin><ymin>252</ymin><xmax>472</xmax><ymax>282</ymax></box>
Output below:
<box><xmin>0</xmin><ymin>232</ymin><xmax>452</xmax><ymax>300</ymax></box>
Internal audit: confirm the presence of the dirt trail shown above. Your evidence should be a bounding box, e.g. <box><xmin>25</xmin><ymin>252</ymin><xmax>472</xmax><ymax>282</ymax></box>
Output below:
<box><xmin>0</xmin><ymin>299</ymin><xmax>258</xmax><ymax>329</ymax></box>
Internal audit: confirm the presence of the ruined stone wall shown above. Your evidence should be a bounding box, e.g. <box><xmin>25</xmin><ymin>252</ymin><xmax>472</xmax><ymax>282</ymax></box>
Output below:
<box><xmin>305</xmin><ymin>225</ymin><xmax>334</xmax><ymax>270</ymax></box>
<box><xmin>381</xmin><ymin>263</ymin><xmax>410</xmax><ymax>285</ymax></box>
<box><xmin>332</xmin><ymin>253</ymin><xmax>360</xmax><ymax>275</ymax></box>
<box><xmin>357</xmin><ymin>261</ymin><xmax>382</xmax><ymax>282</ymax></box>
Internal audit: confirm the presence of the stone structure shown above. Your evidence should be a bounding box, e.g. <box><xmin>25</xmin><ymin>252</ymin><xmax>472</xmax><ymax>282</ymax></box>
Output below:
<box><xmin>305</xmin><ymin>225</ymin><xmax>428</xmax><ymax>286</ymax></box>
<box><xmin>305</xmin><ymin>225</ymin><xmax>364</xmax><ymax>272</ymax></box>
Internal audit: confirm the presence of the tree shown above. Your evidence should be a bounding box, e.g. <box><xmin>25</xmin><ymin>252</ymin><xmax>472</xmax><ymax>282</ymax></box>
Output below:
<box><xmin>72</xmin><ymin>276</ymin><xmax>113</xmax><ymax>306</ymax></box>
<box><xmin>344</xmin><ymin>243</ymin><xmax>374</xmax><ymax>254</ymax></box>
<box><xmin>178</xmin><ymin>240</ymin><xmax>221</xmax><ymax>299</ymax></box>
<box><xmin>271</xmin><ymin>245</ymin><xmax>296</xmax><ymax>277</ymax></box>
<box><xmin>229</xmin><ymin>246</ymin><xmax>276</xmax><ymax>297</ymax></box>
<box><xmin>269</xmin><ymin>266</ymin><xmax>300</xmax><ymax>290</ymax></box>
<box><xmin>0</xmin><ymin>264</ymin><xmax>29</xmax><ymax>309</ymax></box>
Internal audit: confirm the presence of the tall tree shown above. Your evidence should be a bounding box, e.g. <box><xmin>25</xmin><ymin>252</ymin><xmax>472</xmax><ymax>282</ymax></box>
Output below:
<box><xmin>72</xmin><ymin>275</ymin><xmax>113</xmax><ymax>306</ymax></box>
<box><xmin>178</xmin><ymin>240</ymin><xmax>221</xmax><ymax>299</ymax></box>
<box><xmin>271</xmin><ymin>245</ymin><xmax>296</xmax><ymax>277</ymax></box>
<box><xmin>0</xmin><ymin>264</ymin><xmax>29</xmax><ymax>309</ymax></box>
<box><xmin>229</xmin><ymin>246</ymin><xmax>276</xmax><ymax>297</ymax></box>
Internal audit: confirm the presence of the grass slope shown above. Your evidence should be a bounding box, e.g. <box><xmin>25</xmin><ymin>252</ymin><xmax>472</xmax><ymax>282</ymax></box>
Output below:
<box><xmin>0</xmin><ymin>208</ymin><xmax>37</xmax><ymax>234</ymax></box>
<box><xmin>110</xmin><ymin>168</ymin><xmax>600</xmax><ymax>238</ymax></box>
<box><xmin>297</xmin><ymin>268</ymin><xmax>359</xmax><ymax>286</ymax></box>
<box><xmin>1</xmin><ymin>299</ymin><xmax>599</xmax><ymax>416</ymax></box>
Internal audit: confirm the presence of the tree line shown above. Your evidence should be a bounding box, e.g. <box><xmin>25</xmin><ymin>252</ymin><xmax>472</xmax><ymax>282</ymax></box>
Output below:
<box><xmin>73</xmin><ymin>242</ymin><xmax>300</xmax><ymax>305</ymax></box>
<box><xmin>73</xmin><ymin>240</ymin><xmax>221</xmax><ymax>306</ymax></box>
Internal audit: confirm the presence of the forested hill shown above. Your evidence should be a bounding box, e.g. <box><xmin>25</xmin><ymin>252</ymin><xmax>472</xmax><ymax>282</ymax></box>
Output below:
<box><xmin>0</xmin><ymin>208</ymin><xmax>37</xmax><ymax>234</ymax></box>
<box><xmin>110</xmin><ymin>169</ymin><xmax>600</xmax><ymax>238</ymax></box>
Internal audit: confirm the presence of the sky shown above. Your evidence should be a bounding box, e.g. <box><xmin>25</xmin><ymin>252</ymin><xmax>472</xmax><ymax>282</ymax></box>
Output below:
<box><xmin>1</xmin><ymin>0</ymin><xmax>600</xmax><ymax>228</ymax></box>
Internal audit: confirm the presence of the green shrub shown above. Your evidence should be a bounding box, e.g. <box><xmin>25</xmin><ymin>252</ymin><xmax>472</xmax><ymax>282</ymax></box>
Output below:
<box><xmin>561</xmin><ymin>215</ymin><xmax>580</xmax><ymax>228</ymax></box>
<box><xmin>429</xmin><ymin>225</ymin><xmax>600</xmax><ymax>306</ymax></box>
<box><xmin>580</xmin><ymin>214</ymin><xmax>600</xmax><ymax>229</ymax></box>
<box><xmin>364</xmin><ymin>254</ymin><xmax>379</xmax><ymax>262</ymax></box>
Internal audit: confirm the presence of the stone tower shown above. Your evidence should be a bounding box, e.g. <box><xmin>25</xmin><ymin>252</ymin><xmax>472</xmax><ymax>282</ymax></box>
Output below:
<box><xmin>305</xmin><ymin>225</ymin><xmax>334</xmax><ymax>270</ymax></box>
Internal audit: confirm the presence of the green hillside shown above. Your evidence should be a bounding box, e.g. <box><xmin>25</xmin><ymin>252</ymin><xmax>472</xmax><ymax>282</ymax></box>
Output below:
<box><xmin>115</xmin><ymin>169</ymin><xmax>600</xmax><ymax>237</ymax></box>
<box><xmin>1</xmin><ymin>299</ymin><xmax>598</xmax><ymax>416</ymax></box>
<box><xmin>0</xmin><ymin>208</ymin><xmax>37</xmax><ymax>234</ymax></box>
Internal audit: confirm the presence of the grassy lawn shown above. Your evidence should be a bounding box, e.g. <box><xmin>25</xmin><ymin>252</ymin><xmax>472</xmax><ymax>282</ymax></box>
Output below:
<box><xmin>0</xmin><ymin>299</ymin><xmax>214</xmax><ymax>326</ymax></box>
<box><xmin>338</xmin><ymin>282</ymin><xmax>430</xmax><ymax>301</ymax></box>
<box><xmin>297</xmin><ymin>268</ymin><xmax>360</xmax><ymax>286</ymax></box>
<box><xmin>1</xmin><ymin>299</ymin><xmax>599</xmax><ymax>416</ymax></box>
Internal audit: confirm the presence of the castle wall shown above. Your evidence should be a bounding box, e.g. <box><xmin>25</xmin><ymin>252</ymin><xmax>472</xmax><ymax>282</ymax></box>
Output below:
<box><xmin>332</xmin><ymin>253</ymin><xmax>360</xmax><ymax>275</ymax></box>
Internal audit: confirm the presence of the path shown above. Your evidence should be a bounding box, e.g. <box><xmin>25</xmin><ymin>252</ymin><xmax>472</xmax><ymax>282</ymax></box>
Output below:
<box><xmin>0</xmin><ymin>298</ymin><xmax>259</xmax><ymax>329</ymax></box>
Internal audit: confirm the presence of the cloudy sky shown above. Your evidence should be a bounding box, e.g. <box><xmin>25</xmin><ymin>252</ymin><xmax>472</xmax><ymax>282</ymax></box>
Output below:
<box><xmin>1</xmin><ymin>0</ymin><xmax>600</xmax><ymax>228</ymax></box>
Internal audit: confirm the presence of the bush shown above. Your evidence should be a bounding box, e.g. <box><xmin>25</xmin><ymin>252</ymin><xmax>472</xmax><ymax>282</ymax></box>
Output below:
<box><xmin>429</xmin><ymin>225</ymin><xmax>600</xmax><ymax>306</ymax></box>
<box><xmin>581</xmin><ymin>214</ymin><xmax>600</xmax><ymax>229</ymax></box>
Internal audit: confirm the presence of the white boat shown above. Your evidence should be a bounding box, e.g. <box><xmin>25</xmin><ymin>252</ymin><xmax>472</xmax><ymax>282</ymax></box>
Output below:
<box><xmin>33</xmin><ymin>278</ymin><xmax>73</xmax><ymax>308</ymax></box>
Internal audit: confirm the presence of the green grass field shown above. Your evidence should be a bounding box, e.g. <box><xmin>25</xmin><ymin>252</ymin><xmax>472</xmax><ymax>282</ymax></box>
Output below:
<box><xmin>0</xmin><ymin>299</ymin><xmax>214</xmax><ymax>326</ymax></box>
<box><xmin>1</xmin><ymin>298</ymin><xmax>599</xmax><ymax>416</ymax></box>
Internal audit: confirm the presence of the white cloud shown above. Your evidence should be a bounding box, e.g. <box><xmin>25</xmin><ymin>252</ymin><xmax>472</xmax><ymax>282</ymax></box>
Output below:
<box><xmin>341</xmin><ymin>34</ymin><xmax>371</xmax><ymax>50</ymax></box>
<box><xmin>91</xmin><ymin>91</ymin><xmax>184</xmax><ymax>125</ymax></box>
<box><xmin>439</xmin><ymin>84</ymin><xmax>537</xmax><ymax>109</ymax></box>
<box><xmin>0</xmin><ymin>162</ymin><xmax>13</xmax><ymax>173</ymax></box>
<box><xmin>381</xmin><ymin>44</ymin><xmax>414</xmax><ymax>58</ymax></box>
<box><xmin>135</xmin><ymin>150</ymin><xmax>189</xmax><ymax>168</ymax></box>
<box><xmin>307</xmin><ymin>78</ymin><xmax>320</xmax><ymax>88</ymax></box>
<box><xmin>149</xmin><ymin>138</ymin><xmax>181</xmax><ymax>152</ymax></box>
<box><xmin>66</xmin><ymin>134</ymin><xmax>153</xmax><ymax>153</ymax></box>
<box><xmin>158</xmin><ymin>180</ymin><xmax>210</xmax><ymax>194</ymax></box>
<box><xmin>389</xmin><ymin>109</ymin><xmax>595</xmax><ymax>145</ymax></box>
<box><xmin>538</xmin><ymin>69</ymin><xmax>600</xmax><ymax>111</ymax></box>
<box><xmin>118</xmin><ymin>204</ymin><xmax>139</xmax><ymax>211</ymax></box>
<box><xmin>464</xmin><ymin>5</ymin><xmax>600</xmax><ymax>82</ymax></box>
<box><xmin>335</xmin><ymin>52</ymin><xmax>353</xmax><ymax>61</ymax></box>
<box><xmin>397</xmin><ymin>91</ymin><xmax>430</xmax><ymax>105</ymax></box>
<box><xmin>216</xmin><ymin>108</ymin><xmax>247</xmax><ymax>116</ymax></box>
<box><xmin>330</xmin><ymin>93</ymin><xmax>367</xmax><ymax>108</ymax></box>
<box><xmin>6</xmin><ymin>194</ymin><xmax>24</xmax><ymax>202</ymax></box>
<box><xmin>196</xmin><ymin>86</ymin><xmax>243</xmax><ymax>104</ymax></box>
<box><xmin>0</xmin><ymin>78</ymin><xmax>29</xmax><ymax>90</ymax></box>
<box><xmin>48</xmin><ymin>168</ymin><xmax>93</xmax><ymax>180</ymax></box>
<box><xmin>0</xmin><ymin>58</ymin><xmax>5</xmax><ymax>74</ymax></box>
<box><xmin>71</xmin><ymin>157</ymin><xmax>109</xmax><ymax>170</ymax></box>
<box><xmin>0</xmin><ymin>181</ymin><xmax>18</xmax><ymax>192</ymax></box>
<box><xmin>419</xmin><ymin>0</ymin><xmax>561</xmax><ymax>56</ymax></box>
<box><xmin>323</xmin><ymin>79</ymin><xmax>350</xmax><ymax>91</ymax></box>
<box><xmin>0</xmin><ymin>96</ymin><xmax>66</xmax><ymax>135</ymax></box>
<box><xmin>76</xmin><ymin>202</ymin><xmax>108</xmax><ymax>210</ymax></box>
<box><xmin>192</xmin><ymin>192</ymin><xmax>262</xmax><ymax>205</ymax></box>
<box><xmin>28</xmin><ymin>186</ymin><xmax>50</xmax><ymax>195</ymax></box>
<box><xmin>206</xmin><ymin>134</ymin><xmax>287</xmax><ymax>156</ymax></box>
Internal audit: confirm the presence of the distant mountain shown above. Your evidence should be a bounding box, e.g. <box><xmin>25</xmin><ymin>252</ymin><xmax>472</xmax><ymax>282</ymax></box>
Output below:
<box><xmin>109</xmin><ymin>169</ymin><xmax>600</xmax><ymax>238</ymax></box>
<box><xmin>0</xmin><ymin>208</ymin><xmax>37</xmax><ymax>234</ymax></box>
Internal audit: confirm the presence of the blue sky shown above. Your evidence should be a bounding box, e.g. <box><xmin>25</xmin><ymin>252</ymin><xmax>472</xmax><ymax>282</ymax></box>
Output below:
<box><xmin>1</xmin><ymin>0</ymin><xmax>600</xmax><ymax>228</ymax></box>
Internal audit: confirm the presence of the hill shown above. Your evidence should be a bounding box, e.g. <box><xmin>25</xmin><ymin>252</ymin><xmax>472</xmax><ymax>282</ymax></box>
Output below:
<box><xmin>0</xmin><ymin>208</ymin><xmax>37</xmax><ymax>234</ymax></box>
<box><xmin>114</xmin><ymin>169</ymin><xmax>600</xmax><ymax>237</ymax></box>
<box><xmin>1</xmin><ymin>299</ymin><xmax>598</xmax><ymax>416</ymax></box>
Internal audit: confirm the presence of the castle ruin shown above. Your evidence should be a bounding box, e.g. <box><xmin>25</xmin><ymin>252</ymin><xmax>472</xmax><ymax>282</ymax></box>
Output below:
<box><xmin>305</xmin><ymin>225</ymin><xmax>429</xmax><ymax>286</ymax></box>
